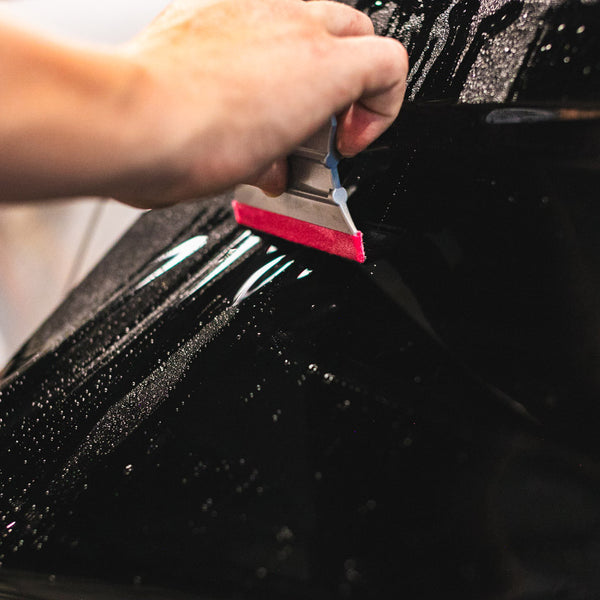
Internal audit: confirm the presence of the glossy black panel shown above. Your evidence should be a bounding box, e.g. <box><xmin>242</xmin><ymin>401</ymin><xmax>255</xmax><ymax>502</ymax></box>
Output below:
<box><xmin>349</xmin><ymin>0</ymin><xmax>600</xmax><ymax>103</ymax></box>
<box><xmin>1</xmin><ymin>0</ymin><xmax>599</xmax><ymax>598</ymax></box>
<box><xmin>341</xmin><ymin>105</ymin><xmax>600</xmax><ymax>446</ymax></box>
<box><xmin>0</xmin><ymin>191</ymin><xmax>599</xmax><ymax>598</ymax></box>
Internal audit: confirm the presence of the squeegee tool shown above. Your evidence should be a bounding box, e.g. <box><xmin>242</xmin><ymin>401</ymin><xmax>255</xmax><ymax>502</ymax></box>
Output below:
<box><xmin>232</xmin><ymin>117</ymin><xmax>365</xmax><ymax>263</ymax></box>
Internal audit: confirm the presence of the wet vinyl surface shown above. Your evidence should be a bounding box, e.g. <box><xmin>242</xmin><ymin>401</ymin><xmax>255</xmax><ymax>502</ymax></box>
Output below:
<box><xmin>348</xmin><ymin>0</ymin><xmax>600</xmax><ymax>103</ymax></box>
<box><xmin>1</xmin><ymin>177</ymin><xmax>600</xmax><ymax>599</ymax></box>
<box><xmin>0</xmin><ymin>0</ymin><xmax>599</xmax><ymax>598</ymax></box>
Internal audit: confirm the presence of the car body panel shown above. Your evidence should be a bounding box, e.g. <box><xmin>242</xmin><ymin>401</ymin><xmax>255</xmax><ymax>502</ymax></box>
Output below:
<box><xmin>1</xmin><ymin>0</ymin><xmax>599</xmax><ymax>597</ymax></box>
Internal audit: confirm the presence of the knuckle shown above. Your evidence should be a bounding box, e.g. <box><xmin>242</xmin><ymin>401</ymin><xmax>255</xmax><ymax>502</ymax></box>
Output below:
<box><xmin>356</xmin><ymin>11</ymin><xmax>376</xmax><ymax>35</ymax></box>
<box><xmin>378</xmin><ymin>37</ymin><xmax>409</xmax><ymax>79</ymax></box>
<box><xmin>307</xmin><ymin>29</ymin><xmax>335</xmax><ymax>57</ymax></box>
<box><xmin>391</xmin><ymin>39</ymin><xmax>410</xmax><ymax>76</ymax></box>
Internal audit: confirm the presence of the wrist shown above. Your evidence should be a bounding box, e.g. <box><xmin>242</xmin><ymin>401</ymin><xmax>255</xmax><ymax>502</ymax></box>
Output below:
<box><xmin>0</xmin><ymin>21</ymin><xmax>188</xmax><ymax>205</ymax></box>
<box><xmin>108</xmin><ymin>48</ymin><xmax>219</xmax><ymax>207</ymax></box>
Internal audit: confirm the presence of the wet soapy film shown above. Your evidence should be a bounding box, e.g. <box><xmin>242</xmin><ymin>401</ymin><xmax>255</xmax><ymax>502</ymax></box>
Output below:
<box><xmin>2</xmin><ymin>183</ymin><xmax>600</xmax><ymax>598</ymax></box>
<box><xmin>349</xmin><ymin>0</ymin><xmax>599</xmax><ymax>103</ymax></box>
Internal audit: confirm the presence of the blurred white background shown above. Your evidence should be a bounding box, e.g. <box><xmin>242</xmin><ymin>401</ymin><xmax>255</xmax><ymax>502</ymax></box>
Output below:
<box><xmin>0</xmin><ymin>0</ymin><xmax>170</xmax><ymax>43</ymax></box>
<box><xmin>0</xmin><ymin>0</ymin><xmax>171</xmax><ymax>366</ymax></box>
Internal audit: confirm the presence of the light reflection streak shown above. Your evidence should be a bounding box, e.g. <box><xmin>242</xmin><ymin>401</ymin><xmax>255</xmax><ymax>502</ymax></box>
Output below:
<box><xmin>297</xmin><ymin>269</ymin><xmax>312</xmax><ymax>280</ymax></box>
<box><xmin>136</xmin><ymin>235</ymin><xmax>208</xmax><ymax>289</ymax></box>
<box><xmin>233</xmin><ymin>255</ymin><xmax>294</xmax><ymax>305</ymax></box>
<box><xmin>186</xmin><ymin>230</ymin><xmax>261</xmax><ymax>297</ymax></box>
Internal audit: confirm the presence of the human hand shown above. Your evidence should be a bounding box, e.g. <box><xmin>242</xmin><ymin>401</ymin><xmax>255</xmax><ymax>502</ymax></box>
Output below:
<box><xmin>118</xmin><ymin>0</ymin><xmax>408</xmax><ymax>207</ymax></box>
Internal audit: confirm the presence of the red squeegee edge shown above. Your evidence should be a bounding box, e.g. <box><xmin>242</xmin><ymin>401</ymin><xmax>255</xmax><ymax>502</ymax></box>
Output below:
<box><xmin>232</xmin><ymin>200</ymin><xmax>366</xmax><ymax>263</ymax></box>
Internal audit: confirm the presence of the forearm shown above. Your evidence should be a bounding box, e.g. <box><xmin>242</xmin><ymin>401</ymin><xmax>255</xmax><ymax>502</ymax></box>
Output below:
<box><xmin>0</xmin><ymin>22</ymin><xmax>162</xmax><ymax>203</ymax></box>
<box><xmin>0</xmin><ymin>1</ymin><xmax>408</xmax><ymax>208</ymax></box>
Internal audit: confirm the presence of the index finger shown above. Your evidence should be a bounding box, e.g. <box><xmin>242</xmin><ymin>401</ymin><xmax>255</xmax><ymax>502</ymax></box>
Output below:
<box><xmin>334</xmin><ymin>35</ymin><xmax>408</xmax><ymax>156</ymax></box>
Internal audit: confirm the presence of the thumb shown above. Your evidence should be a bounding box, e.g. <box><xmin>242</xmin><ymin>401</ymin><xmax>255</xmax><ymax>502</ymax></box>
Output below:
<box><xmin>244</xmin><ymin>159</ymin><xmax>288</xmax><ymax>197</ymax></box>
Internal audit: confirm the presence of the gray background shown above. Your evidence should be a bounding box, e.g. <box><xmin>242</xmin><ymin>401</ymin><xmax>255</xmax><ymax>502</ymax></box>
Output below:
<box><xmin>0</xmin><ymin>0</ymin><xmax>171</xmax><ymax>365</ymax></box>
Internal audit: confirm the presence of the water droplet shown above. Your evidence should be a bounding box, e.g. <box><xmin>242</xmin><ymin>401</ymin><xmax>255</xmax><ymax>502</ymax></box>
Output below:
<box><xmin>256</xmin><ymin>567</ymin><xmax>268</xmax><ymax>579</ymax></box>
<box><xmin>276</xmin><ymin>526</ymin><xmax>294</xmax><ymax>542</ymax></box>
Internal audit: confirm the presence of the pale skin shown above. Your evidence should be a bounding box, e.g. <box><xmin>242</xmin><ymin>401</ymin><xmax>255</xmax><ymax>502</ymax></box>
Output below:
<box><xmin>0</xmin><ymin>0</ymin><xmax>408</xmax><ymax>208</ymax></box>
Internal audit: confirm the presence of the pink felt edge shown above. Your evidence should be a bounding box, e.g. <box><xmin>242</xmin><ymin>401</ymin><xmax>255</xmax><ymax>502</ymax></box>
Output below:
<box><xmin>232</xmin><ymin>200</ymin><xmax>366</xmax><ymax>263</ymax></box>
